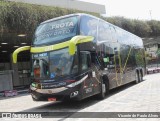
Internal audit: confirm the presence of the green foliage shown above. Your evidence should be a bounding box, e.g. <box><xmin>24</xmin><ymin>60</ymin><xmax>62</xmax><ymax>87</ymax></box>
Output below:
<box><xmin>147</xmin><ymin>20</ymin><xmax>160</xmax><ymax>36</ymax></box>
<box><xmin>133</xmin><ymin>20</ymin><xmax>151</xmax><ymax>37</ymax></box>
<box><xmin>1</xmin><ymin>0</ymin><xmax>160</xmax><ymax>38</ymax></box>
<box><xmin>106</xmin><ymin>17</ymin><xmax>159</xmax><ymax>37</ymax></box>
<box><xmin>0</xmin><ymin>0</ymin><xmax>98</xmax><ymax>34</ymax></box>
<box><xmin>135</xmin><ymin>50</ymin><xmax>145</xmax><ymax>67</ymax></box>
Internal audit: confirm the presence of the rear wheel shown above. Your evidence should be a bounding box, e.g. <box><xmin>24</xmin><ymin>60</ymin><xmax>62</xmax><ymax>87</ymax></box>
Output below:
<box><xmin>139</xmin><ymin>71</ymin><xmax>143</xmax><ymax>82</ymax></box>
<box><xmin>135</xmin><ymin>71</ymin><xmax>140</xmax><ymax>84</ymax></box>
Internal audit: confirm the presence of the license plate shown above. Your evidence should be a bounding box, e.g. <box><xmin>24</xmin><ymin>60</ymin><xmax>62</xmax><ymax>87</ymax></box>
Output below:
<box><xmin>48</xmin><ymin>97</ymin><xmax>56</xmax><ymax>101</ymax></box>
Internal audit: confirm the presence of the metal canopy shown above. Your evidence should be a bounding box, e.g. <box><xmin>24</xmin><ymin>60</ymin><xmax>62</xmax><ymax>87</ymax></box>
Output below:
<box><xmin>8</xmin><ymin>0</ymin><xmax>106</xmax><ymax>14</ymax></box>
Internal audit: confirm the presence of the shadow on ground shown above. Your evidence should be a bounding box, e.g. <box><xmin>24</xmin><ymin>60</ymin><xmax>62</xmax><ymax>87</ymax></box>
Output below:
<box><xmin>19</xmin><ymin>81</ymin><xmax>145</xmax><ymax>119</ymax></box>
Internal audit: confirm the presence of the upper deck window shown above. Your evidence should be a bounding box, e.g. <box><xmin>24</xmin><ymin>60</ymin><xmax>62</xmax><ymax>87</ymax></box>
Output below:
<box><xmin>80</xmin><ymin>15</ymin><xmax>98</xmax><ymax>42</ymax></box>
<box><xmin>33</xmin><ymin>16</ymin><xmax>78</xmax><ymax>45</ymax></box>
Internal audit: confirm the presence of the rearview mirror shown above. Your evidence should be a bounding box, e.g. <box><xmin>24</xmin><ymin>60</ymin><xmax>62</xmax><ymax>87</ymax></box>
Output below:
<box><xmin>69</xmin><ymin>36</ymin><xmax>94</xmax><ymax>55</ymax></box>
<box><xmin>12</xmin><ymin>46</ymin><xmax>31</xmax><ymax>63</ymax></box>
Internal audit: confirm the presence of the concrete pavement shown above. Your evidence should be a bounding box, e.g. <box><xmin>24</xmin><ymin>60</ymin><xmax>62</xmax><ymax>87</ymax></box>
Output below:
<box><xmin>0</xmin><ymin>73</ymin><xmax>160</xmax><ymax>121</ymax></box>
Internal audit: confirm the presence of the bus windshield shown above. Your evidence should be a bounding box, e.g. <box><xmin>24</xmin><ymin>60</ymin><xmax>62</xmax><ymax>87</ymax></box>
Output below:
<box><xmin>33</xmin><ymin>16</ymin><xmax>78</xmax><ymax>45</ymax></box>
<box><xmin>32</xmin><ymin>48</ymin><xmax>78</xmax><ymax>79</ymax></box>
<box><xmin>50</xmin><ymin>48</ymin><xmax>78</xmax><ymax>78</ymax></box>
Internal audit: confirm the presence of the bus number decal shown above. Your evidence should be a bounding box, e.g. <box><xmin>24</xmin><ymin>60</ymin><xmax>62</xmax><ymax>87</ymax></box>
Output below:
<box><xmin>45</xmin><ymin>46</ymin><xmax>53</xmax><ymax>51</ymax></box>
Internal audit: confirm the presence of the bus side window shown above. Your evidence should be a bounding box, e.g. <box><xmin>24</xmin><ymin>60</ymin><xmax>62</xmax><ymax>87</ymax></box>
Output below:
<box><xmin>80</xmin><ymin>52</ymin><xmax>91</xmax><ymax>71</ymax></box>
<box><xmin>71</xmin><ymin>53</ymin><xmax>78</xmax><ymax>74</ymax></box>
<box><xmin>80</xmin><ymin>15</ymin><xmax>98</xmax><ymax>42</ymax></box>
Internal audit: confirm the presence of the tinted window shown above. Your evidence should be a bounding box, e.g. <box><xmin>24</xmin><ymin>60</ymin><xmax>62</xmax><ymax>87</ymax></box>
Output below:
<box><xmin>33</xmin><ymin>16</ymin><xmax>78</xmax><ymax>45</ymax></box>
<box><xmin>98</xmin><ymin>20</ymin><xmax>113</xmax><ymax>42</ymax></box>
<box><xmin>80</xmin><ymin>52</ymin><xmax>91</xmax><ymax>71</ymax></box>
<box><xmin>80</xmin><ymin>15</ymin><xmax>98</xmax><ymax>42</ymax></box>
<box><xmin>31</xmin><ymin>53</ymin><xmax>49</xmax><ymax>78</ymax></box>
<box><xmin>81</xmin><ymin>54</ymin><xmax>88</xmax><ymax>71</ymax></box>
<box><xmin>49</xmin><ymin>48</ymin><xmax>78</xmax><ymax>78</ymax></box>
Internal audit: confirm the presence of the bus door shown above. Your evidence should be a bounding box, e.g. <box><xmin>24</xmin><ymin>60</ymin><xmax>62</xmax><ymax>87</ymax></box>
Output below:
<box><xmin>80</xmin><ymin>51</ymin><xmax>101</xmax><ymax>98</ymax></box>
<box><xmin>102</xmin><ymin>54</ymin><xmax>117</xmax><ymax>89</ymax></box>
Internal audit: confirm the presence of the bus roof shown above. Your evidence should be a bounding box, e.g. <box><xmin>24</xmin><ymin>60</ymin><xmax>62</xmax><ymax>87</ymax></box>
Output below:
<box><xmin>40</xmin><ymin>13</ymin><xmax>98</xmax><ymax>25</ymax></box>
<box><xmin>40</xmin><ymin>13</ymin><xmax>141</xmax><ymax>40</ymax></box>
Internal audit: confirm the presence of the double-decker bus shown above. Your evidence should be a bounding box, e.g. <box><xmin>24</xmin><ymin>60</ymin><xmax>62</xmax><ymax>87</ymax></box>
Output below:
<box><xmin>13</xmin><ymin>13</ymin><xmax>146</xmax><ymax>101</ymax></box>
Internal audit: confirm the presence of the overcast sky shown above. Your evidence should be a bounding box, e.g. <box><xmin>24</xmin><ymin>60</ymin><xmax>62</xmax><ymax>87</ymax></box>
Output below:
<box><xmin>80</xmin><ymin>0</ymin><xmax>160</xmax><ymax>20</ymax></box>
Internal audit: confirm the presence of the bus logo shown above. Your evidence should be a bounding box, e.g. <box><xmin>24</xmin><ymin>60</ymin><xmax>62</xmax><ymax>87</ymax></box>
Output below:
<box><xmin>2</xmin><ymin>113</ymin><xmax>11</xmax><ymax>118</ymax></box>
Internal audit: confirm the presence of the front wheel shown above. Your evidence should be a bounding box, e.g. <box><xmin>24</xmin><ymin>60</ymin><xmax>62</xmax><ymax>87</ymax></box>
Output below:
<box><xmin>32</xmin><ymin>96</ymin><xmax>39</xmax><ymax>101</ymax></box>
<box><xmin>97</xmin><ymin>78</ymin><xmax>109</xmax><ymax>99</ymax></box>
<box><xmin>31</xmin><ymin>93</ymin><xmax>41</xmax><ymax>101</ymax></box>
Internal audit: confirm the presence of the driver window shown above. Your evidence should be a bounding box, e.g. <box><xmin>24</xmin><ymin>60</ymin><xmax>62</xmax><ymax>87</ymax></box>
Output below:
<box><xmin>81</xmin><ymin>54</ymin><xmax>88</xmax><ymax>71</ymax></box>
<box><xmin>81</xmin><ymin>52</ymin><xmax>91</xmax><ymax>71</ymax></box>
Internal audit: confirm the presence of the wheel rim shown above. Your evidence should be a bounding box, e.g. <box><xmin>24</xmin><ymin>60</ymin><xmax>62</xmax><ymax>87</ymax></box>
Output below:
<box><xmin>102</xmin><ymin>83</ymin><xmax>106</xmax><ymax>94</ymax></box>
<box><xmin>140</xmin><ymin>73</ymin><xmax>143</xmax><ymax>81</ymax></box>
<box><xmin>136</xmin><ymin>73</ymin><xmax>139</xmax><ymax>83</ymax></box>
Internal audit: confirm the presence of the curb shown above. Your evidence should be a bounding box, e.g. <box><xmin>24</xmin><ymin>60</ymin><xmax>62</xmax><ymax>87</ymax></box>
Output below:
<box><xmin>0</xmin><ymin>89</ymin><xmax>29</xmax><ymax>98</ymax></box>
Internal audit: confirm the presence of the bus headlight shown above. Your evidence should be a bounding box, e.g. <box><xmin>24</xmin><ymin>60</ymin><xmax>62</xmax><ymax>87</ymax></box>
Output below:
<box><xmin>70</xmin><ymin>91</ymin><xmax>79</xmax><ymax>98</ymax></box>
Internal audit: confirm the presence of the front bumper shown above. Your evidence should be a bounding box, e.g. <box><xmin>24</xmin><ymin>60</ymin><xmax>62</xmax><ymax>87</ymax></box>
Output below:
<box><xmin>30</xmin><ymin>84</ymin><xmax>82</xmax><ymax>101</ymax></box>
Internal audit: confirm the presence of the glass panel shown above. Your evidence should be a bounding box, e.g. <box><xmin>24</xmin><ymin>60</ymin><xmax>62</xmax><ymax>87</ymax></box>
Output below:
<box><xmin>81</xmin><ymin>52</ymin><xmax>89</xmax><ymax>71</ymax></box>
<box><xmin>80</xmin><ymin>15</ymin><xmax>98</xmax><ymax>42</ymax></box>
<box><xmin>50</xmin><ymin>48</ymin><xmax>77</xmax><ymax>78</ymax></box>
<box><xmin>98</xmin><ymin>20</ymin><xmax>113</xmax><ymax>42</ymax></box>
<box><xmin>31</xmin><ymin>53</ymin><xmax>49</xmax><ymax>78</ymax></box>
<box><xmin>33</xmin><ymin>16</ymin><xmax>78</xmax><ymax>45</ymax></box>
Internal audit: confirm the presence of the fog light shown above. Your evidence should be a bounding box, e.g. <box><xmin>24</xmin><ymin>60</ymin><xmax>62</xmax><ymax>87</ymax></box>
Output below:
<box><xmin>70</xmin><ymin>91</ymin><xmax>79</xmax><ymax>98</ymax></box>
<box><xmin>31</xmin><ymin>93</ymin><xmax>38</xmax><ymax>100</ymax></box>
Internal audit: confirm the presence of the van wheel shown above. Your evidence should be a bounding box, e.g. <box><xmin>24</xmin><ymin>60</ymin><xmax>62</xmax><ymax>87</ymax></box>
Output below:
<box><xmin>135</xmin><ymin>71</ymin><xmax>140</xmax><ymax>84</ymax></box>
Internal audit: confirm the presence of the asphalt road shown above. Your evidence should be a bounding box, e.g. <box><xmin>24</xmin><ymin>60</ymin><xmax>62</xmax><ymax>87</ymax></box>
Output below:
<box><xmin>1</xmin><ymin>73</ymin><xmax>160</xmax><ymax>121</ymax></box>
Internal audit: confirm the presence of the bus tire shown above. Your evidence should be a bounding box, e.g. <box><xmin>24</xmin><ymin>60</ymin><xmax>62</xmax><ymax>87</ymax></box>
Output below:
<box><xmin>140</xmin><ymin>70</ymin><xmax>143</xmax><ymax>82</ymax></box>
<box><xmin>31</xmin><ymin>94</ymin><xmax>40</xmax><ymax>101</ymax></box>
<box><xmin>97</xmin><ymin>76</ymin><xmax>109</xmax><ymax>99</ymax></box>
<box><xmin>32</xmin><ymin>96</ymin><xmax>39</xmax><ymax>101</ymax></box>
<box><xmin>135</xmin><ymin>71</ymin><xmax>140</xmax><ymax>84</ymax></box>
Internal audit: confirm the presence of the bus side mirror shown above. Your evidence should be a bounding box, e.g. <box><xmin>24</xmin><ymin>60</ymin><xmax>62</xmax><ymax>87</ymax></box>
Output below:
<box><xmin>69</xmin><ymin>42</ymin><xmax>76</xmax><ymax>55</ymax></box>
<box><xmin>69</xmin><ymin>36</ymin><xmax>94</xmax><ymax>55</ymax></box>
<box><xmin>12</xmin><ymin>46</ymin><xmax>31</xmax><ymax>63</ymax></box>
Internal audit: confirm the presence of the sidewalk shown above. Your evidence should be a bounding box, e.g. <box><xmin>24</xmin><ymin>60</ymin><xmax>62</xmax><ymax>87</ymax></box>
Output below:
<box><xmin>0</xmin><ymin>88</ymin><xmax>29</xmax><ymax>98</ymax></box>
